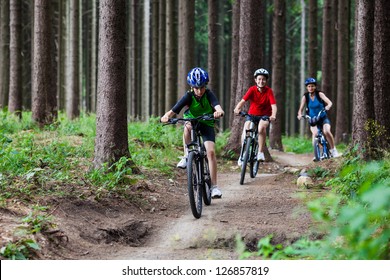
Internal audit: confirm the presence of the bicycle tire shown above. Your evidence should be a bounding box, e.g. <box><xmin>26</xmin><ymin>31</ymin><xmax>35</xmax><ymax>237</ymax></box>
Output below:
<box><xmin>314</xmin><ymin>139</ymin><xmax>321</xmax><ymax>161</ymax></box>
<box><xmin>202</xmin><ymin>157</ymin><xmax>212</xmax><ymax>206</ymax></box>
<box><xmin>322</xmin><ymin>139</ymin><xmax>331</xmax><ymax>159</ymax></box>
<box><xmin>187</xmin><ymin>152</ymin><xmax>202</xmax><ymax>219</ymax></box>
<box><xmin>240</xmin><ymin>137</ymin><xmax>252</xmax><ymax>185</ymax></box>
<box><xmin>250</xmin><ymin>141</ymin><xmax>259</xmax><ymax>178</ymax></box>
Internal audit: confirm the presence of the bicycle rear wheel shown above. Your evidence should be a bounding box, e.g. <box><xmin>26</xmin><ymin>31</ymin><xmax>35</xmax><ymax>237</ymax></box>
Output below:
<box><xmin>250</xmin><ymin>141</ymin><xmax>259</xmax><ymax>178</ymax></box>
<box><xmin>187</xmin><ymin>152</ymin><xmax>202</xmax><ymax>218</ymax></box>
<box><xmin>202</xmin><ymin>157</ymin><xmax>212</xmax><ymax>206</ymax></box>
<box><xmin>240</xmin><ymin>137</ymin><xmax>252</xmax><ymax>185</ymax></box>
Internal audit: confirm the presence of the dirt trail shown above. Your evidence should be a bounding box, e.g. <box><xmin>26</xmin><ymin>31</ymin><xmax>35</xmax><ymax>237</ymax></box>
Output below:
<box><xmin>112</xmin><ymin>151</ymin><xmax>314</xmax><ymax>260</ymax></box>
<box><xmin>0</xmin><ymin>151</ymin><xmax>316</xmax><ymax>260</ymax></box>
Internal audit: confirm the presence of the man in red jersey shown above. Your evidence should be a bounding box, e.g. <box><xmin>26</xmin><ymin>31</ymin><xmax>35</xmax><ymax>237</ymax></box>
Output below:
<box><xmin>233</xmin><ymin>68</ymin><xmax>277</xmax><ymax>164</ymax></box>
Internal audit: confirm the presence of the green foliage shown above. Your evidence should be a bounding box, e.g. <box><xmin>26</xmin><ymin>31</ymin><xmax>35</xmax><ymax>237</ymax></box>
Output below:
<box><xmin>282</xmin><ymin>136</ymin><xmax>313</xmax><ymax>154</ymax></box>
<box><xmin>0</xmin><ymin>205</ymin><xmax>51</xmax><ymax>260</ymax></box>
<box><xmin>20</xmin><ymin>205</ymin><xmax>54</xmax><ymax>234</ymax></box>
<box><xmin>307</xmin><ymin>166</ymin><xmax>330</xmax><ymax>179</ymax></box>
<box><xmin>0</xmin><ymin>239</ymin><xmax>40</xmax><ymax>260</ymax></box>
<box><xmin>238</xmin><ymin>158</ymin><xmax>390</xmax><ymax>260</ymax></box>
<box><xmin>87</xmin><ymin>157</ymin><xmax>137</xmax><ymax>198</ymax></box>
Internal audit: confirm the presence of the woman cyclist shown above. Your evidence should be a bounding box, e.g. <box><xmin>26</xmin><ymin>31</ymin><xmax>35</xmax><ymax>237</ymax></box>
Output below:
<box><xmin>297</xmin><ymin>77</ymin><xmax>339</xmax><ymax>158</ymax></box>
<box><xmin>233</xmin><ymin>68</ymin><xmax>277</xmax><ymax>165</ymax></box>
<box><xmin>160</xmin><ymin>67</ymin><xmax>225</xmax><ymax>198</ymax></box>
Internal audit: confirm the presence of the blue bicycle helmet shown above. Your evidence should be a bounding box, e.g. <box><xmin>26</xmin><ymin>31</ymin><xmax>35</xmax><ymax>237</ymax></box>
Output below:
<box><xmin>254</xmin><ymin>68</ymin><xmax>269</xmax><ymax>79</ymax></box>
<box><xmin>305</xmin><ymin>77</ymin><xmax>317</xmax><ymax>86</ymax></box>
<box><xmin>187</xmin><ymin>67</ymin><xmax>209</xmax><ymax>87</ymax></box>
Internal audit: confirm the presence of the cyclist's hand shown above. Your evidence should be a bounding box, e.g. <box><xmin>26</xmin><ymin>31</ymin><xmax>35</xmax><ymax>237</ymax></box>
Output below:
<box><xmin>214</xmin><ymin>111</ymin><xmax>224</xmax><ymax>119</ymax></box>
<box><xmin>160</xmin><ymin>115</ymin><xmax>169</xmax><ymax>123</ymax></box>
<box><xmin>325</xmin><ymin>105</ymin><xmax>331</xmax><ymax>111</ymax></box>
<box><xmin>297</xmin><ymin>114</ymin><xmax>302</xmax><ymax>120</ymax></box>
<box><xmin>233</xmin><ymin>108</ymin><xmax>240</xmax><ymax>115</ymax></box>
<box><xmin>270</xmin><ymin>116</ymin><xmax>276</xmax><ymax>122</ymax></box>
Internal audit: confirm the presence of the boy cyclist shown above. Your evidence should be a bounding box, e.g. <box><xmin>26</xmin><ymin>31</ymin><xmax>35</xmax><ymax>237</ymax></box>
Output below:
<box><xmin>160</xmin><ymin>67</ymin><xmax>224</xmax><ymax>198</ymax></box>
<box><xmin>233</xmin><ymin>68</ymin><xmax>277</xmax><ymax>165</ymax></box>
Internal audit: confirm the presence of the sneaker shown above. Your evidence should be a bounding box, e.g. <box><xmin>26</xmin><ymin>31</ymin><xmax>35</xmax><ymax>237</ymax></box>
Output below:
<box><xmin>176</xmin><ymin>157</ymin><xmax>187</xmax><ymax>169</ymax></box>
<box><xmin>331</xmin><ymin>148</ymin><xmax>339</xmax><ymax>157</ymax></box>
<box><xmin>211</xmin><ymin>186</ymin><xmax>222</xmax><ymax>199</ymax></box>
<box><xmin>257</xmin><ymin>152</ymin><xmax>265</xmax><ymax>162</ymax></box>
<box><xmin>237</xmin><ymin>158</ymin><xmax>242</xmax><ymax>167</ymax></box>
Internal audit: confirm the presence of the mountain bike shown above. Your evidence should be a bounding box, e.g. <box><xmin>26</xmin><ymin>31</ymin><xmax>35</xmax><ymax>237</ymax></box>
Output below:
<box><xmin>164</xmin><ymin>114</ymin><xmax>214</xmax><ymax>219</ymax></box>
<box><xmin>238</xmin><ymin>111</ymin><xmax>270</xmax><ymax>185</ymax></box>
<box><xmin>302</xmin><ymin>109</ymin><xmax>331</xmax><ymax>161</ymax></box>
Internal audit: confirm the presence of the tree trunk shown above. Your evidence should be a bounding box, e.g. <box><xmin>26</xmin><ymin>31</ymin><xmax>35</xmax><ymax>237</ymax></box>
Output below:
<box><xmin>352</xmin><ymin>0</ymin><xmax>375</xmax><ymax>160</ymax></box>
<box><xmin>32</xmin><ymin>0</ymin><xmax>57</xmax><ymax>126</ymax></box>
<box><xmin>151</xmin><ymin>0</ymin><xmax>159</xmax><ymax>116</ymax></box>
<box><xmin>177</xmin><ymin>0</ymin><xmax>194</xmax><ymax>97</ymax></box>
<box><xmin>0</xmin><ymin>0</ymin><xmax>10</xmax><ymax>108</ymax></box>
<box><xmin>91</xmin><ymin>0</ymin><xmax>97</xmax><ymax>113</ymax></box>
<box><xmin>321</xmin><ymin>0</ymin><xmax>333</xmax><ymax>122</ymax></box>
<box><xmin>308</xmin><ymin>0</ymin><xmax>318</xmax><ymax>78</ymax></box>
<box><xmin>269</xmin><ymin>0</ymin><xmax>286</xmax><ymax>151</ymax></box>
<box><xmin>142</xmin><ymin>0</ymin><xmax>150</xmax><ymax>119</ymax></box>
<box><xmin>164</xmin><ymin>0</ymin><xmax>177</xmax><ymax>111</ymax></box>
<box><xmin>158</xmin><ymin>0</ymin><xmax>166</xmax><ymax>116</ymax></box>
<box><xmin>208</xmin><ymin>0</ymin><xmax>218</xmax><ymax>95</ymax></box>
<box><xmin>373</xmin><ymin>0</ymin><xmax>390</xmax><ymax>153</ymax></box>
<box><xmin>299</xmin><ymin>0</ymin><xmax>306</xmax><ymax>137</ymax></box>
<box><xmin>9</xmin><ymin>0</ymin><xmax>22</xmax><ymax>118</ymax></box>
<box><xmin>66</xmin><ymin>0</ymin><xmax>80</xmax><ymax>119</ymax></box>
<box><xmin>94</xmin><ymin>0</ymin><xmax>138</xmax><ymax>172</ymax></box>
<box><xmin>224</xmin><ymin>0</ymin><xmax>264</xmax><ymax>158</ymax></box>
<box><xmin>228</xmin><ymin>0</ymin><xmax>240</xmax><ymax>127</ymax></box>
<box><xmin>335</xmin><ymin>0</ymin><xmax>350</xmax><ymax>144</ymax></box>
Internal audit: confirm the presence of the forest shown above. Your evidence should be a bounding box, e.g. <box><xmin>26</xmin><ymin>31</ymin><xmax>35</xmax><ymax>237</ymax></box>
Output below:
<box><xmin>0</xmin><ymin>0</ymin><xmax>389</xmax><ymax>162</ymax></box>
<box><xmin>0</xmin><ymin>0</ymin><xmax>389</xmax><ymax>261</ymax></box>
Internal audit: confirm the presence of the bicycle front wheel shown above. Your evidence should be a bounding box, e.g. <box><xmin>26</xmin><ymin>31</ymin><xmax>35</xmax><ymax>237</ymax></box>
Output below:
<box><xmin>202</xmin><ymin>157</ymin><xmax>212</xmax><ymax>206</ymax></box>
<box><xmin>314</xmin><ymin>139</ymin><xmax>321</xmax><ymax>162</ymax></box>
<box><xmin>240</xmin><ymin>137</ymin><xmax>252</xmax><ymax>185</ymax></box>
<box><xmin>322</xmin><ymin>138</ymin><xmax>331</xmax><ymax>159</ymax></box>
<box><xmin>250</xmin><ymin>141</ymin><xmax>259</xmax><ymax>178</ymax></box>
<box><xmin>187</xmin><ymin>152</ymin><xmax>202</xmax><ymax>219</ymax></box>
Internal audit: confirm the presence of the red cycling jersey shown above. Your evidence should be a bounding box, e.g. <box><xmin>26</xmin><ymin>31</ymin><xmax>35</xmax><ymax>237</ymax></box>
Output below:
<box><xmin>242</xmin><ymin>85</ymin><xmax>276</xmax><ymax>116</ymax></box>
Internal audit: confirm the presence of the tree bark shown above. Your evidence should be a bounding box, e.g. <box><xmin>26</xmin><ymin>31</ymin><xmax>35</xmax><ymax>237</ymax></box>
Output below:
<box><xmin>352</xmin><ymin>0</ymin><xmax>375</xmax><ymax>160</ymax></box>
<box><xmin>32</xmin><ymin>0</ymin><xmax>57</xmax><ymax>126</ymax></box>
<box><xmin>208</xmin><ymin>0</ymin><xmax>218</xmax><ymax>95</ymax></box>
<box><xmin>373</xmin><ymin>0</ymin><xmax>390</xmax><ymax>153</ymax></box>
<box><xmin>335</xmin><ymin>0</ymin><xmax>350</xmax><ymax>144</ymax></box>
<box><xmin>66</xmin><ymin>0</ymin><xmax>80</xmax><ymax>119</ymax></box>
<box><xmin>269</xmin><ymin>0</ymin><xmax>286</xmax><ymax>151</ymax></box>
<box><xmin>9</xmin><ymin>0</ymin><xmax>22</xmax><ymax>118</ymax></box>
<box><xmin>165</xmin><ymin>0</ymin><xmax>177</xmax><ymax>111</ymax></box>
<box><xmin>177</xmin><ymin>0</ymin><xmax>194</xmax><ymax>97</ymax></box>
<box><xmin>308</xmin><ymin>0</ymin><xmax>318</xmax><ymax>78</ymax></box>
<box><xmin>94</xmin><ymin>0</ymin><xmax>138</xmax><ymax>171</ymax></box>
<box><xmin>224</xmin><ymin>0</ymin><xmax>264</xmax><ymax>157</ymax></box>
<box><xmin>228</xmin><ymin>0</ymin><xmax>240</xmax><ymax>127</ymax></box>
<box><xmin>151</xmin><ymin>0</ymin><xmax>159</xmax><ymax>116</ymax></box>
<box><xmin>158</xmin><ymin>0</ymin><xmax>166</xmax><ymax>116</ymax></box>
<box><xmin>0</xmin><ymin>0</ymin><xmax>10</xmax><ymax>108</ymax></box>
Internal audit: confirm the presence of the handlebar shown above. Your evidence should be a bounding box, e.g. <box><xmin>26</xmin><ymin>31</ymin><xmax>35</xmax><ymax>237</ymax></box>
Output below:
<box><xmin>301</xmin><ymin>108</ymin><xmax>327</xmax><ymax>120</ymax></box>
<box><xmin>163</xmin><ymin>114</ymin><xmax>215</xmax><ymax>125</ymax></box>
<box><xmin>238</xmin><ymin>111</ymin><xmax>270</xmax><ymax>122</ymax></box>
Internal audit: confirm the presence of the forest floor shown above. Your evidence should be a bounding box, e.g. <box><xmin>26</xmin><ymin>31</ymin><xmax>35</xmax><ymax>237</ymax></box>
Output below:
<box><xmin>0</xmin><ymin>150</ymin><xmax>339</xmax><ymax>260</ymax></box>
